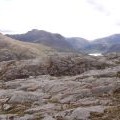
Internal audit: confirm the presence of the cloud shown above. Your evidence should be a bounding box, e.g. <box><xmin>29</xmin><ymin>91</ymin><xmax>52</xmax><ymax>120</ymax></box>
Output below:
<box><xmin>86</xmin><ymin>0</ymin><xmax>110</xmax><ymax>16</ymax></box>
<box><xmin>0</xmin><ymin>29</ymin><xmax>14</xmax><ymax>34</ymax></box>
<box><xmin>115</xmin><ymin>21</ymin><xmax>120</xmax><ymax>26</ymax></box>
<box><xmin>0</xmin><ymin>0</ymin><xmax>120</xmax><ymax>39</ymax></box>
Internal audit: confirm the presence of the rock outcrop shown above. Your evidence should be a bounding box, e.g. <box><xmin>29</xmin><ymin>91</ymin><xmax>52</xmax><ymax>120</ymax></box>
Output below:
<box><xmin>0</xmin><ymin>54</ymin><xmax>111</xmax><ymax>81</ymax></box>
<box><xmin>0</xmin><ymin>53</ymin><xmax>119</xmax><ymax>119</ymax></box>
<box><xmin>0</xmin><ymin>67</ymin><xmax>119</xmax><ymax>119</ymax></box>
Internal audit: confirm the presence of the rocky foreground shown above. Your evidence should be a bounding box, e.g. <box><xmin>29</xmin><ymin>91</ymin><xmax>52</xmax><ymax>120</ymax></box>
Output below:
<box><xmin>0</xmin><ymin>53</ymin><xmax>120</xmax><ymax>120</ymax></box>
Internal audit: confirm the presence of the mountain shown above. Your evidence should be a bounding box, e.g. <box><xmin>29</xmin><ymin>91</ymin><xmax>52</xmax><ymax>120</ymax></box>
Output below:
<box><xmin>66</xmin><ymin>37</ymin><xmax>89</xmax><ymax>50</ymax></box>
<box><xmin>93</xmin><ymin>34</ymin><xmax>120</xmax><ymax>45</ymax></box>
<box><xmin>84</xmin><ymin>43</ymin><xmax>108</xmax><ymax>53</ymax></box>
<box><xmin>0</xmin><ymin>33</ymin><xmax>55</xmax><ymax>61</ymax></box>
<box><xmin>84</xmin><ymin>34</ymin><xmax>120</xmax><ymax>53</ymax></box>
<box><xmin>7</xmin><ymin>29</ymin><xmax>75</xmax><ymax>52</ymax></box>
<box><xmin>106</xmin><ymin>44</ymin><xmax>120</xmax><ymax>53</ymax></box>
<box><xmin>7</xmin><ymin>30</ymin><xmax>120</xmax><ymax>54</ymax></box>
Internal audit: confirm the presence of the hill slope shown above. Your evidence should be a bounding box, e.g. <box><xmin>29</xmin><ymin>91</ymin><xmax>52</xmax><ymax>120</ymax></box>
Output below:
<box><xmin>0</xmin><ymin>33</ymin><xmax>55</xmax><ymax>61</ymax></box>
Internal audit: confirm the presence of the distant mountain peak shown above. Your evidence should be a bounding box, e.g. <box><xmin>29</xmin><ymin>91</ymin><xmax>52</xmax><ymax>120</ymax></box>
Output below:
<box><xmin>7</xmin><ymin>29</ymin><xmax>75</xmax><ymax>52</ymax></box>
<box><xmin>27</xmin><ymin>29</ymin><xmax>47</xmax><ymax>33</ymax></box>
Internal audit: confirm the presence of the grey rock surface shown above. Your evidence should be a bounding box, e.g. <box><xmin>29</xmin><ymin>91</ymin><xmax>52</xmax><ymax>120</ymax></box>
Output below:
<box><xmin>0</xmin><ymin>53</ymin><xmax>119</xmax><ymax>119</ymax></box>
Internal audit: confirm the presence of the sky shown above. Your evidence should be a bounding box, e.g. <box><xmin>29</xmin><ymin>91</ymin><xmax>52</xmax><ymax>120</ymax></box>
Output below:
<box><xmin>0</xmin><ymin>0</ymin><xmax>120</xmax><ymax>40</ymax></box>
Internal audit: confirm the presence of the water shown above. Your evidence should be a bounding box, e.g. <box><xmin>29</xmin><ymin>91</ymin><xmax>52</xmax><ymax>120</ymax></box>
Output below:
<box><xmin>89</xmin><ymin>53</ymin><xmax>103</xmax><ymax>56</ymax></box>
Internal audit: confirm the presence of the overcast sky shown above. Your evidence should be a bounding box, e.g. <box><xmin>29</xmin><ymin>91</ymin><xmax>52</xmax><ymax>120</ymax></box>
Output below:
<box><xmin>0</xmin><ymin>0</ymin><xmax>120</xmax><ymax>40</ymax></box>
